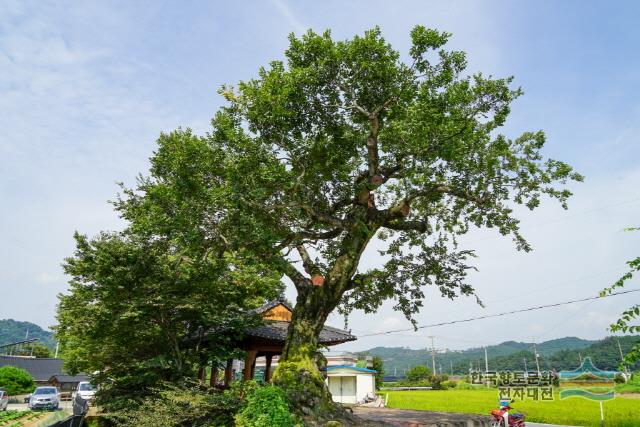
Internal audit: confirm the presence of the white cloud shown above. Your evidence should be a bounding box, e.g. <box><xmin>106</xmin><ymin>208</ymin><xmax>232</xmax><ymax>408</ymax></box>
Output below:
<box><xmin>270</xmin><ymin>0</ymin><xmax>307</xmax><ymax>35</ymax></box>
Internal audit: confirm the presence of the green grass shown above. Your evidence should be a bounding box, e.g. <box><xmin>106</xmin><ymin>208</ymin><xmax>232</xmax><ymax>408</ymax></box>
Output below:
<box><xmin>0</xmin><ymin>410</ymin><xmax>45</xmax><ymax>427</ymax></box>
<box><xmin>385</xmin><ymin>389</ymin><xmax>640</xmax><ymax>427</ymax></box>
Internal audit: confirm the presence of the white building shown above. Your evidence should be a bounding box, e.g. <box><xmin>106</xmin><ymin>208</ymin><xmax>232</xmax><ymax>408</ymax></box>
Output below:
<box><xmin>325</xmin><ymin>365</ymin><xmax>377</xmax><ymax>404</ymax></box>
<box><xmin>254</xmin><ymin>351</ymin><xmax>378</xmax><ymax>404</ymax></box>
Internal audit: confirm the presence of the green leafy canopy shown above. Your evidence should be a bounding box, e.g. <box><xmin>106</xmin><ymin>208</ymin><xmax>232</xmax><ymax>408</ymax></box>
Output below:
<box><xmin>57</xmin><ymin>26</ymin><xmax>583</xmax><ymax>395</ymax></box>
<box><xmin>210</xmin><ymin>26</ymin><xmax>580</xmax><ymax>321</ymax></box>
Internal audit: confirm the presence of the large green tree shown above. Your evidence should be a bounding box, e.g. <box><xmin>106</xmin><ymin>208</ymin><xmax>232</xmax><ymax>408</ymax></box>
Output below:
<box><xmin>55</xmin><ymin>133</ymin><xmax>283</xmax><ymax>408</ymax></box>
<box><xmin>77</xmin><ymin>26</ymin><xmax>581</xmax><ymax>420</ymax></box>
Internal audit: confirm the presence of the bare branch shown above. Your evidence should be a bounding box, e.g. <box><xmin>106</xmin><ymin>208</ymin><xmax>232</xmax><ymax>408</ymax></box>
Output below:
<box><xmin>279</xmin><ymin>259</ymin><xmax>309</xmax><ymax>291</ymax></box>
<box><xmin>296</xmin><ymin>244</ymin><xmax>319</xmax><ymax>275</ymax></box>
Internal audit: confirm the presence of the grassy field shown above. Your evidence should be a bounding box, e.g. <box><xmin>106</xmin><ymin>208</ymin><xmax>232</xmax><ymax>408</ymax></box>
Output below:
<box><xmin>385</xmin><ymin>389</ymin><xmax>640</xmax><ymax>427</ymax></box>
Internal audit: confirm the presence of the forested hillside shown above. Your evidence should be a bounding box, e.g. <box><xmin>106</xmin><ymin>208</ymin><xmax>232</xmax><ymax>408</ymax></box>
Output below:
<box><xmin>0</xmin><ymin>319</ymin><xmax>56</xmax><ymax>349</ymax></box>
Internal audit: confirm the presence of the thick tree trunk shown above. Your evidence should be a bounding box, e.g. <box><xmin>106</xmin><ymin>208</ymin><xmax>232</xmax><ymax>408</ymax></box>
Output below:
<box><xmin>273</xmin><ymin>214</ymin><xmax>380</xmax><ymax>424</ymax></box>
<box><xmin>272</xmin><ymin>287</ymin><xmax>340</xmax><ymax>422</ymax></box>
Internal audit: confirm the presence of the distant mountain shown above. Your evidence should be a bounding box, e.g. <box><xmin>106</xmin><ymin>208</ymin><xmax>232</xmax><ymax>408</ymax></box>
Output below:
<box><xmin>358</xmin><ymin>336</ymin><xmax>638</xmax><ymax>376</ymax></box>
<box><xmin>0</xmin><ymin>319</ymin><xmax>56</xmax><ymax>350</ymax></box>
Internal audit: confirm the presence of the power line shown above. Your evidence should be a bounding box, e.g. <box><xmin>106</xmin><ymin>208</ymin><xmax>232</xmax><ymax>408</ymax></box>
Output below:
<box><xmin>359</xmin><ymin>288</ymin><xmax>640</xmax><ymax>337</ymax></box>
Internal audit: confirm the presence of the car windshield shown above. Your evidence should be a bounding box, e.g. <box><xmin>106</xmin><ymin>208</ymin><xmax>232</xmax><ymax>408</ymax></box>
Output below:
<box><xmin>79</xmin><ymin>383</ymin><xmax>95</xmax><ymax>391</ymax></box>
<box><xmin>34</xmin><ymin>388</ymin><xmax>56</xmax><ymax>395</ymax></box>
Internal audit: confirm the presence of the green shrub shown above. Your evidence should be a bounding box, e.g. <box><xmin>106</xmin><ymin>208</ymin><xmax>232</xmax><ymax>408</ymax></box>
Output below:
<box><xmin>406</xmin><ymin>366</ymin><xmax>432</xmax><ymax>383</ymax></box>
<box><xmin>235</xmin><ymin>384</ymin><xmax>296</xmax><ymax>427</ymax></box>
<box><xmin>442</xmin><ymin>380</ymin><xmax>457</xmax><ymax>389</ymax></box>
<box><xmin>110</xmin><ymin>381</ymin><xmax>244</xmax><ymax>427</ymax></box>
<box><xmin>430</xmin><ymin>374</ymin><xmax>449</xmax><ymax>390</ymax></box>
<box><xmin>0</xmin><ymin>366</ymin><xmax>35</xmax><ymax>395</ymax></box>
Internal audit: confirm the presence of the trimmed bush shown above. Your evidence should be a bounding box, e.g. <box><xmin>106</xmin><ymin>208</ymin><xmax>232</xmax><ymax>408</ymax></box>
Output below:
<box><xmin>0</xmin><ymin>366</ymin><xmax>35</xmax><ymax>395</ymax></box>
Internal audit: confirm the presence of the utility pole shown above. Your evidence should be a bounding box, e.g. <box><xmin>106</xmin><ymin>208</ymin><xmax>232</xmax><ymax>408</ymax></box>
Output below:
<box><xmin>428</xmin><ymin>336</ymin><xmax>436</xmax><ymax>374</ymax></box>
<box><xmin>54</xmin><ymin>342</ymin><xmax>59</xmax><ymax>359</ymax></box>
<box><xmin>616</xmin><ymin>338</ymin><xmax>628</xmax><ymax>375</ymax></box>
<box><xmin>523</xmin><ymin>357</ymin><xmax>528</xmax><ymax>377</ymax></box>
<box><xmin>532</xmin><ymin>341</ymin><xmax>541</xmax><ymax>376</ymax></box>
<box><xmin>579</xmin><ymin>352</ymin><xmax>583</xmax><ymax>365</ymax></box>
<box><xmin>450</xmin><ymin>360</ymin><xmax>454</xmax><ymax>376</ymax></box>
<box><xmin>484</xmin><ymin>347</ymin><xmax>489</xmax><ymax>373</ymax></box>
<box><xmin>484</xmin><ymin>347</ymin><xmax>490</xmax><ymax>387</ymax></box>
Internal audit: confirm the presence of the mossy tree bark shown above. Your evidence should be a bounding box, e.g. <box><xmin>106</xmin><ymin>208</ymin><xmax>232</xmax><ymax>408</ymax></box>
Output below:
<box><xmin>273</xmin><ymin>213</ymin><xmax>382</xmax><ymax>422</ymax></box>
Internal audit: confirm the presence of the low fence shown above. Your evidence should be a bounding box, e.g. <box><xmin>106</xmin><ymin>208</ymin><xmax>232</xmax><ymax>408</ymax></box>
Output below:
<box><xmin>382</xmin><ymin>386</ymin><xmax>433</xmax><ymax>391</ymax></box>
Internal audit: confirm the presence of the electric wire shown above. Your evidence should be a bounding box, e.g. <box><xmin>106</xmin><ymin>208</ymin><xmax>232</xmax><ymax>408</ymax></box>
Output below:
<box><xmin>358</xmin><ymin>288</ymin><xmax>640</xmax><ymax>337</ymax></box>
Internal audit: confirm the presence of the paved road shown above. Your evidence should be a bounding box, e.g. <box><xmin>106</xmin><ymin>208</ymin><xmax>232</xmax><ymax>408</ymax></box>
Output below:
<box><xmin>7</xmin><ymin>400</ymin><xmax>72</xmax><ymax>411</ymax></box>
<box><xmin>353</xmin><ymin>407</ymin><xmax>578</xmax><ymax>426</ymax></box>
<box><xmin>528</xmin><ymin>424</ymin><xmax>578</xmax><ymax>427</ymax></box>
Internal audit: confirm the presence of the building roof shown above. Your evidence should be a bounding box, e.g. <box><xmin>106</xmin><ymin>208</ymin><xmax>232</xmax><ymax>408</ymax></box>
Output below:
<box><xmin>0</xmin><ymin>356</ymin><xmax>64</xmax><ymax>382</ymax></box>
<box><xmin>327</xmin><ymin>365</ymin><xmax>377</xmax><ymax>374</ymax></box>
<box><xmin>49</xmin><ymin>374</ymin><xmax>89</xmax><ymax>384</ymax></box>
<box><xmin>255</xmin><ymin>299</ymin><xmax>293</xmax><ymax>314</ymax></box>
<box><xmin>246</xmin><ymin>321</ymin><xmax>356</xmax><ymax>346</ymax></box>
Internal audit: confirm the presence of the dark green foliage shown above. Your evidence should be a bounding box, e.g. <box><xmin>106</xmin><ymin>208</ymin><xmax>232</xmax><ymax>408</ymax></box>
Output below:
<box><xmin>56</xmin><ymin>231</ymin><xmax>281</xmax><ymax>410</ymax></box>
<box><xmin>429</xmin><ymin>374</ymin><xmax>449</xmax><ymax>390</ymax></box>
<box><xmin>55</xmin><ymin>132</ymin><xmax>283</xmax><ymax>409</ymax></box>
<box><xmin>109</xmin><ymin>381</ymin><xmax>247</xmax><ymax>427</ymax></box>
<box><xmin>372</xmin><ymin>356</ymin><xmax>384</xmax><ymax>390</ymax></box>
<box><xmin>0</xmin><ymin>366</ymin><xmax>35</xmax><ymax>395</ymax></box>
<box><xmin>406</xmin><ymin>365</ymin><xmax>432</xmax><ymax>383</ymax></box>
<box><xmin>235</xmin><ymin>384</ymin><xmax>297</xmax><ymax>427</ymax></box>
<box><xmin>0</xmin><ymin>319</ymin><xmax>56</xmax><ymax>349</ymax></box>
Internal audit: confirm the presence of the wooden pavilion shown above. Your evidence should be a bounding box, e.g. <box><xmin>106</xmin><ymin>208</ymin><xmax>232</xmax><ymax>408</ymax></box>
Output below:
<box><xmin>204</xmin><ymin>299</ymin><xmax>356</xmax><ymax>386</ymax></box>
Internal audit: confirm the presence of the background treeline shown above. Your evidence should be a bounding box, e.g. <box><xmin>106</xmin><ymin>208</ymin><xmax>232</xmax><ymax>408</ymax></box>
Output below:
<box><xmin>360</xmin><ymin>336</ymin><xmax>640</xmax><ymax>376</ymax></box>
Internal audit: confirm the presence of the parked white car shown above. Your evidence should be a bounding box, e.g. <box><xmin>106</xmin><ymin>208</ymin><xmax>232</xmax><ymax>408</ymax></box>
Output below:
<box><xmin>0</xmin><ymin>390</ymin><xmax>8</xmax><ymax>411</ymax></box>
<box><xmin>28</xmin><ymin>387</ymin><xmax>59</xmax><ymax>410</ymax></box>
<box><xmin>72</xmin><ymin>382</ymin><xmax>97</xmax><ymax>402</ymax></box>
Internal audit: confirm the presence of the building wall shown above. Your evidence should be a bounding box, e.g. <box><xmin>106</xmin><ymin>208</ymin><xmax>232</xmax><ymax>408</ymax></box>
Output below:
<box><xmin>325</xmin><ymin>369</ymin><xmax>376</xmax><ymax>404</ymax></box>
<box><xmin>355</xmin><ymin>373</ymin><xmax>375</xmax><ymax>402</ymax></box>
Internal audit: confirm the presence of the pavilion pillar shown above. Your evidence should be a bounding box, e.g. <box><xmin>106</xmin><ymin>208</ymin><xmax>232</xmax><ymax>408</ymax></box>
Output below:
<box><xmin>243</xmin><ymin>350</ymin><xmax>258</xmax><ymax>381</ymax></box>
<box><xmin>224</xmin><ymin>359</ymin><xmax>234</xmax><ymax>386</ymax></box>
<box><xmin>264</xmin><ymin>354</ymin><xmax>273</xmax><ymax>382</ymax></box>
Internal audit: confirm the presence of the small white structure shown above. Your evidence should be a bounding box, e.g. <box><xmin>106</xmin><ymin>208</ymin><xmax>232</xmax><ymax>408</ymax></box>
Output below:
<box><xmin>326</xmin><ymin>365</ymin><xmax>376</xmax><ymax>404</ymax></box>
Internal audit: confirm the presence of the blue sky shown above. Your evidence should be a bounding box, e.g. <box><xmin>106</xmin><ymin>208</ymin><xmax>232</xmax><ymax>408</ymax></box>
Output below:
<box><xmin>1</xmin><ymin>0</ymin><xmax>639</xmax><ymax>352</ymax></box>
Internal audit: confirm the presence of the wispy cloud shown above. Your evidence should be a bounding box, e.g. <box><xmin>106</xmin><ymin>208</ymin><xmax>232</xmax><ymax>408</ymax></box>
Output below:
<box><xmin>271</xmin><ymin>0</ymin><xmax>307</xmax><ymax>34</ymax></box>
